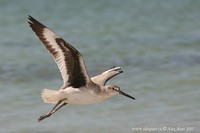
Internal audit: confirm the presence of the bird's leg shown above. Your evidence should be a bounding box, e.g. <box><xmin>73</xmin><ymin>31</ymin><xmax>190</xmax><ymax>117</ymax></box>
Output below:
<box><xmin>38</xmin><ymin>98</ymin><xmax>67</xmax><ymax>122</ymax></box>
<box><xmin>49</xmin><ymin>102</ymin><xmax>67</xmax><ymax>116</ymax></box>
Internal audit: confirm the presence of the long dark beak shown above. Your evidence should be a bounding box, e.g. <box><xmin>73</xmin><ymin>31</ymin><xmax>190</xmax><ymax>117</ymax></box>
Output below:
<box><xmin>119</xmin><ymin>90</ymin><xmax>135</xmax><ymax>100</ymax></box>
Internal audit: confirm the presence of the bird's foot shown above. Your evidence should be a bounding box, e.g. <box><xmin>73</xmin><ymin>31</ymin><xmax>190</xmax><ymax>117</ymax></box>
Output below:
<box><xmin>38</xmin><ymin>113</ymin><xmax>51</xmax><ymax>122</ymax></box>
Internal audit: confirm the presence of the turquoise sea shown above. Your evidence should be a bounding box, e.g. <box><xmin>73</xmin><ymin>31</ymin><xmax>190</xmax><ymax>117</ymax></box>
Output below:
<box><xmin>0</xmin><ymin>0</ymin><xmax>199</xmax><ymax>132</ymax></box>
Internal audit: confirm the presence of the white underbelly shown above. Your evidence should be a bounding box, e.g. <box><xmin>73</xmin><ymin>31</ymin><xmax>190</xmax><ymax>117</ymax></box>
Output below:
<box><xmin>61</xmin><ymin>88</ymin><xmax>107</xmax><ymax>105</ymax></box>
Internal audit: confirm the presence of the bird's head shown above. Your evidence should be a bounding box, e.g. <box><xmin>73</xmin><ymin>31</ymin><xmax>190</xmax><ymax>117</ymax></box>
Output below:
<box><xmin>104</xmin><ymin>85</ymin><xmax>135</xmax><ymax>100</ymax></box>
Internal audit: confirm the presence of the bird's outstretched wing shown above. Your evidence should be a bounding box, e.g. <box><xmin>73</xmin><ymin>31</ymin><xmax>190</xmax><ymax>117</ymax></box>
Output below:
<box><xmin>28</xmin><ymin>15</ymin><xmax>90</xmax><ymax>88</ymax></box>
<box><xmin>91</xmin><ymin>66</ymin><xmax>123</xmax><ymax>86</ymax></box>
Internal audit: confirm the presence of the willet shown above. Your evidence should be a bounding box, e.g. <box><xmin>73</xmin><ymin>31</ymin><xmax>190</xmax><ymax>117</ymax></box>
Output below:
<box><xmin>28</xmin><ymin>16</ymin><xmax>135</xmax><ymax>122</ymax></box>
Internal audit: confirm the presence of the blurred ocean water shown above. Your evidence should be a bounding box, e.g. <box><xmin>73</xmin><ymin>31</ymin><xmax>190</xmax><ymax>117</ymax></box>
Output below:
<box><xmin>0</xmin><ymin>0</ymin><xmax>200</xmax><ymax>132</ymax></box>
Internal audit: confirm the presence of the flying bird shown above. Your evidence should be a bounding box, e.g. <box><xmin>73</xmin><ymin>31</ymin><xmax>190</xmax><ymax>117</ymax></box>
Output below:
<box><xmin>28</xmin><ymin>16</ymin><xmax>135</xmax><ymax>122</ymax></box>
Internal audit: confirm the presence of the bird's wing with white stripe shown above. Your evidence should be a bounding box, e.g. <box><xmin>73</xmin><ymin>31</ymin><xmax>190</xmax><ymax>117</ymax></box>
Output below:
<box><xmin>28</xmin><ymin>16</ymin><xmax>90</xmax><ymax>88</ymax></box>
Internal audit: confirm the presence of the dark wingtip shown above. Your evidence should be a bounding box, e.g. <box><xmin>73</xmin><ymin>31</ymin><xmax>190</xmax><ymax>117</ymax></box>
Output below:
<box><xmin>28</xmin><ymin>15</ymin><xmax>31</xmax><ymax>18</ymax></box>
<box><xmin>28</xmin><ymin>15</ymin><xmax>36</xmax><ymax>27</ymax></box>
<box><xmin>27</xmin><ymin>15</ymin><xmax>47</xmax><ymax>30</ymax></box>
<box><xmin>28</xmin><ymin>15</ymin><xmax>33</xmax><ymax>22</ymax></box>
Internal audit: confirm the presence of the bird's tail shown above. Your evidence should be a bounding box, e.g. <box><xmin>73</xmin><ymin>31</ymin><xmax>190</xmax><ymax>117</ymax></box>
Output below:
<box><xmin>41</xmin><ymin>89</ymin><xmax>64</xmax><ymax>104</ymax></box>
